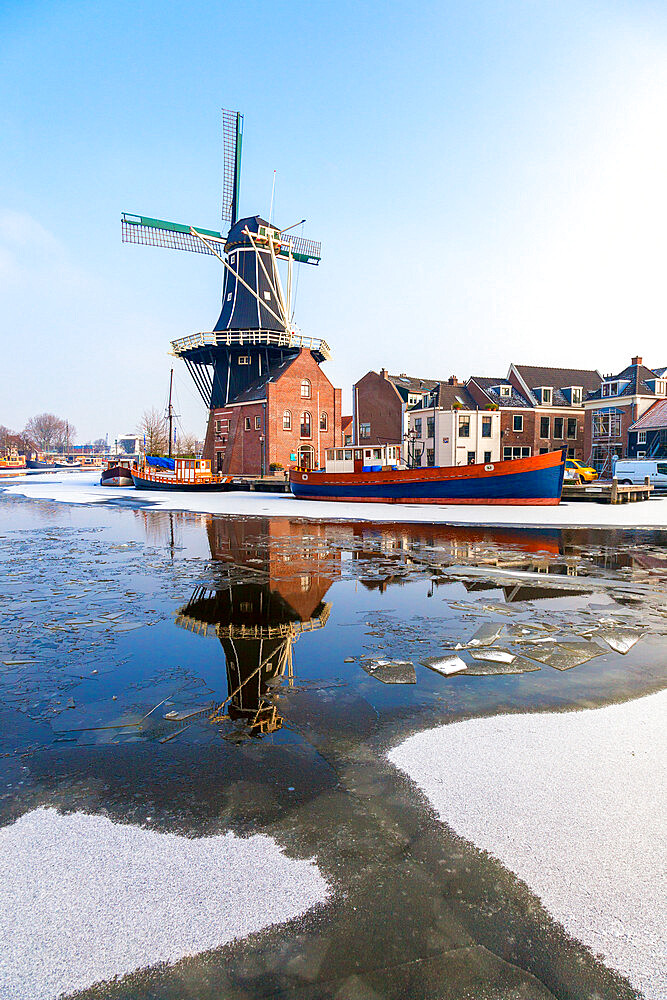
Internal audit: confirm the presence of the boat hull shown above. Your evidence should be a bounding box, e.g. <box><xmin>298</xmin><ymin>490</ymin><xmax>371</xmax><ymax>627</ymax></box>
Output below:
<box><xmin>289</xmin><ymin>451</ymin><xmax>565</xmax><ymax>505</ymax></box>
<box><xmin>101</xmin><ymin>466</ymin><xmax>134</xmax><ymax>487</ymax></box>
<box><xmin>131</xmin><ymin>472</ymin><xmax>232</xmax><ymax>492</ymax></box>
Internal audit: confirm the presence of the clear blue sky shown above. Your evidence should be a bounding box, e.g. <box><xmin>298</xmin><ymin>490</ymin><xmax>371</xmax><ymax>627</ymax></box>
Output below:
<box><xmin>2</xmin><ymin>0</ymin><xmax>667</xmax><ymax>441</ymax></box>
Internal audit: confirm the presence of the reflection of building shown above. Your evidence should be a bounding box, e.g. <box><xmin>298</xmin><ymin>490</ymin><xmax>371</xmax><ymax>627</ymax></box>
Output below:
<box><xmin>174</xmin><ymin>517</ymin><xmax>340</xmax><ymax>737</ymax></box>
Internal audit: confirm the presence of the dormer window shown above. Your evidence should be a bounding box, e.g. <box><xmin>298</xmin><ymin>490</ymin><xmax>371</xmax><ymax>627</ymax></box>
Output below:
<box><xmin>535</xmin><ymin>387</ymin><xmax>552</xmax><ymax>405</ymax></box>
<box><xmin>602</xmin><ymin>381</ymin><xmax>619</xmax><ymax>397</ymax></box>
<box><xmin>646</xmin><ymin>379</ymin><xmax>666</xmax><ymax>395</ymax></box>
<box><xmin>496</xmin><ymin>385</ymin><xmax>511</xmax><ymax>397</ymax></box>
<box><xmin>565</xmin><ymin>386</ymin><xmax>583</xmax><ymax>405</ymax></box>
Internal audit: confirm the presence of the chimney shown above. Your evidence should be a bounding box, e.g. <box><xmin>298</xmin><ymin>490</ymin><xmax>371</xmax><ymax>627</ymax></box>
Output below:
<box><xmin>448</xmin><ymin>375</ymin><xmax>458</xmax><ymax>385</ymax></box>
<box><xmin>380</xmin><ymin>368</ymin><xmax>388</xmax><ymax>379</ymax></box>
<box><xmin>632</xmin><ymin>356</ymin><xmax>642</xmax><ymax>366</ymax></box>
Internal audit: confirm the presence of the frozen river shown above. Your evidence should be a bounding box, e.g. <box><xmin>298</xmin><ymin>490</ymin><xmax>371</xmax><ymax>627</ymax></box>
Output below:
<box><xmin>0</xmin><ymin>485</ymin><xmax>665</xmax><ymax>999</ymax></box>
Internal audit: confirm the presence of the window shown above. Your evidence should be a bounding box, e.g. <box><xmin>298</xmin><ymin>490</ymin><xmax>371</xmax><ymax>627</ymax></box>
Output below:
<box><xmin>283</xmin><ymin>410</ymin><xmax>291</xmax><ymax>431</ymax></box>
<box><xmin>426</xmin><ymin>416</ymin><xmax>435</xmax><ymax>438</ymax></box>
<box><xmin>226</xmin><ymin>292</ymin><xmax>232</xmax><ymax>301</ymax></box>
<box><xmin>458</xmin><ymin>415</ymin><xmax>470</xmax><ymax>438</ymax></box>
<box><xmin>414</xmin><ymin>418</ymin><xmax>422</xmax><ymax>437</ymax></box>
<box><xmin>637</xmin><ymin>451</ymin><xmax>646</xmax><ymax>459</ymax></box>
<box><xmin>244</xmin><ymin>417</ymin><xmax>251</xmax><ymax>431</ymax></box>
<box><xmin>638</xmin><ymin>431</ymin><xmax>647</xmax><ymax>444</ymax></box>
<box><xmin>426</xmin><ymin>448</ymin><xmax>435</xmax><ymax>466</ymax></box>
<box><xmin>360</xmin><ymin>422</ymin><xmax>370</xmax><ymax>438</ymax></box>
<box><xmin>571</xmin><ymin>388</ymin><xmax>582</xmax><ymax>405</ymax></box>
<box><xmin>300</xmin><ymin>378</ymin><xmax>311</xmax><ymax>398</ymax></box>
<box><xmin>215</xmin><ymin>419</ymin><xmax>222</xmax><ymax>433</ymax></box>
<box><xmin>255</xmin><ymin>415</ymin><xmax>261</xmax><ymax>430</ymax></box>
<box><xmin>373</xmin><ymin>448</ymin><xmax>382</xmax><ymax>459</ymax></box>
<box><xmin>320</xmin><ymin>412</ymin><xmax>328</xmax><ymax>431</ymax></box>
<box><xmin>336</xmin><ymin>449</ymin><xmax>343</xmax><ymax>460</ymax></box>
<box><xmin>498</xmin><ymin>385</ymin><xmax>511</xmax><ymax>397</ymax></box>
<box><xmin>593</xmin><ymin>411</ymin><xmax>622</xmax><ymax>439</ymax></box>
<box><xmin>484</xmin><ymin>451</ymin><xmax>491</xmax><ymax>463</ymax></box>
<box><xmin>657</xmin><ymin>464</ymin><xmax>667</xmax><ymax>475</ymax></box>
<box><xmin>300</xmin><ymin>411</ymin><xmax>312</xmax><ymax>438</ymax></box>
<box><xmin>567</xmin><ymin>417</ymin><xmax>577</xmax><ymax>438</ymax></box>
<box><xmin>238</xmin><ymin>355</ymin><xmax>250</xmax><ymax>365</ymax></box>
<box><xmin>482</xmin><ymin>417</ymin><xmax>492</xmax><ymax>437</ymax></box>
<box><xmin>553</xmin><ymin>417</ymin><xmax>564</xmax><ymax>439</ymax></box>
<box><xmin>512</xmin><ymin>414</ymin><xmax>523</xmax><ymax>432</ymax></box>
<box><xmin>540</xmin><ymin>416</ymin><xmax>550</xmax><ymax>438</ymax></box>
<box><xmin>541</xmin><ymin>387</ymin><xmax>552</xmax><ymax>404</ymax></box>
<box><xmin>344</xmin><ymin>449</ymin><xmax>352</xmax><ymax>460</ymax></box>
<box><xmin>467</xmin><ymin>451</ymin><xmax>476</xmax><ymax>464</ymax></box>
<box><xmin>504</xmin><ymin>446</ymin><xmax>532</xmax><ymax>460</ymax></box>
<box><xmin>263</xmin><ymin>291</ymin><xmax>271</xmax><ymax>300</ymax></box>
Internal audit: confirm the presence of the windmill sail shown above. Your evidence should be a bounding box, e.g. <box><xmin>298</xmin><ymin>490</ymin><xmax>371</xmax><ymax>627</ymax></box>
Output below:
<box><xmin>121</xmin><ymin>214</ymin><xmax>225</xmax><ymax>254</ymax></box>
<box><xmin>221</xmin><ymin>108</ymin><xmax>243</xmax><ymax>230</ymax></box>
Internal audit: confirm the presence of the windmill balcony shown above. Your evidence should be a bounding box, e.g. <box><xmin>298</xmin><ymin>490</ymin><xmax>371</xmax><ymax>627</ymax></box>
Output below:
<box><xmin>171</xmin><ymin>329</ymin><xmax>331</xmax><ymax>362</ymax></box>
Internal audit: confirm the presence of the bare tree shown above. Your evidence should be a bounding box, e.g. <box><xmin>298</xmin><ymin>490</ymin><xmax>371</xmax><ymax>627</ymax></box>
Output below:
<box><xmin>176</xmin><ymin>432</ymin><xmax>201</xmax><ymax>457</ymax></box>
<box><xmin>0</xmin><ymin>425</ymin><xmax>11</xmax><ymax>450</ymax></box>
<box><xmin>23</xmin><ymin>413</ymin><xmax>72</xmax><ymax>453</ymax></box>
<box><xmin>139</xmin><ymin>408</ymin><xmax>167</xmax><ymax>455</ymax></box>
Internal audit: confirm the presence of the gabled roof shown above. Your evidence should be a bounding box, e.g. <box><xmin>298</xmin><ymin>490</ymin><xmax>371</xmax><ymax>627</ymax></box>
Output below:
<box><xmin>468</xmin><ymin>376</ymin><xmax>531</xmax><ymax>408</ymax></box>
<box><xmin>411</xmin><ymin>383</ymin><xmax>477</xmax><ymax>410</ymax></box>
<box><xmin>388</xmin><ymin>373</ymin><xmax>440</xmax><ymax>399</ymax></box>
<box><xmin>587</xmin><ymin>362</ymin><xmax>662</xmax><ymax>401</ymax></box>
<box><xmin>231</xmin><ymin>354</ymin><xmax>301</xmax><ymax>404</ymax></box>
<box><xmin>511</xmin><ymin>364</ymin><xmax>601</xmax><ymax>406</ymax></box>
<box><xmin>629</xmin><ymin>398</ymin><xmax>667</xmax><ymax>431</ymax></box>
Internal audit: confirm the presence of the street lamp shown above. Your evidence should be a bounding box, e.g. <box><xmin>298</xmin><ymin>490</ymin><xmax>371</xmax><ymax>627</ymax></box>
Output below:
<box><xmin>259</xmin><ymin>435</ymin><xmax>265</xmax><ymax>478</ymax></box>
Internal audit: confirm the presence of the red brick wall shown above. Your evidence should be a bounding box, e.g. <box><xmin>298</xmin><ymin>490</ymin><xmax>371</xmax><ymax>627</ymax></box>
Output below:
<box><xmin>353</xmin><ymin>371</ymin><xmax>403</xmax><ymax>445</ymax></box>
<box><xmin>205</xmin><ymin>350</ymin><xmax>341</xmax><ymax>476</ymax></box>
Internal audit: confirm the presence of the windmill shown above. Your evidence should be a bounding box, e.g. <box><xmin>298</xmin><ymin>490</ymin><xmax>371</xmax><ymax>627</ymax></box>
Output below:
<box><xmin>121</xmin><ymin>108</ymin><xmax>330</xmax><ymax>412</ymax></box>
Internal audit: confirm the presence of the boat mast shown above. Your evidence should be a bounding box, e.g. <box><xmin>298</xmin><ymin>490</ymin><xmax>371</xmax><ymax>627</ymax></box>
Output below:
<box><xmin>168</xmin><ymin>368</ymin><xmax>174</xmax><ymax>459</ymax></box>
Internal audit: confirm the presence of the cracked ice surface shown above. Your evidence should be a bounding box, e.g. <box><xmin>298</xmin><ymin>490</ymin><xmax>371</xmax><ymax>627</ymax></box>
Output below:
<box><xmin>5</xmin><ymin>471</ymin><xmax>667</xmax><ymax>528</ymax></box>
<box><xmin>389</xmin><ymin>690</ymin><xmax>667</xmax><ymax>1000</ymax></box>
<box><xmin>0</xmin><ymin>808</ymin><xmax>329</xmax><ymax>1000</ymax></box>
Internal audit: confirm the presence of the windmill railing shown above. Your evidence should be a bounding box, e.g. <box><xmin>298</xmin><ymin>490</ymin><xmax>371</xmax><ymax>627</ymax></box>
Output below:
<box><xmin>171</xmin><ymin>329</ymin><xmax>331</xmax><ymax>360</ymax></box>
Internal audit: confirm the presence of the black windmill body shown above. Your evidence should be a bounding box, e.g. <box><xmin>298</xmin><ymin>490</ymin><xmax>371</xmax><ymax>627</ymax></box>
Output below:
<box><xmin>122</xmin><ymin>109</ymin><xmax>329</xmax><ymax>412</ymax></box>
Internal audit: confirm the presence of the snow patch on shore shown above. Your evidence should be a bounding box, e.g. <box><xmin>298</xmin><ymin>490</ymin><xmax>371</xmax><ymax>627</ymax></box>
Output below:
<box><xmin>3</xmin><ymin>470</ymin><xmax>667</xmax><ymax>529</ymax></box>
<box><xmin>389</xmin><ymin>690</ymin><xmax>667</xmax><ymax>1000</ymax></box>
<box><xmin>0</xmin><ymin>808</ymin><xmax>329</xmax><ymax>1000</ymax></box>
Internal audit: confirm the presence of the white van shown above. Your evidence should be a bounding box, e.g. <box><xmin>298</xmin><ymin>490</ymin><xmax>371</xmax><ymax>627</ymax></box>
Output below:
<box><xmin>613</xmin><ymin>459</ymin><xmax>667</xmax><ymax>489</ymax></box>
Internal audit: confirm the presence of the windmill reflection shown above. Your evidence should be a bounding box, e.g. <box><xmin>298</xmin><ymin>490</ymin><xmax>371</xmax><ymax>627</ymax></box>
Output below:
<box><xmin>175</xmin><ymin>518</ymin><xmax>339</xmax><ymax>738</ymax></box>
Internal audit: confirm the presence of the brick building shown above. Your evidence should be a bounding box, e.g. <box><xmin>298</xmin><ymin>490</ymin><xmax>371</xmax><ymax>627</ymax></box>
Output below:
<box><xmin>352</xmin><ymin>370</ymin><xmax>439</xmax><ymax>449</ymax></box>
<box><xmin>203</xmin><ymin>348</ymin><xmax>342</xmax><ymax>474</ymax></box>
<box><xmin>468</xmin><ymin>365</ymin><xmax>601</xmax><ymax>461</ymax></box>
<box><xmin>584</xmin><ymin>357</ymin><xmax>667</xmax><ymax>472</ymax></box>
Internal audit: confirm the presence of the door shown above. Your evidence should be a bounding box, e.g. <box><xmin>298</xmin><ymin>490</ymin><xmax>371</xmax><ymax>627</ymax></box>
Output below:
<box><xmin>298</xmin><ymin>445</ymin><xmax>314</xmax><ymax>470</ymax></box>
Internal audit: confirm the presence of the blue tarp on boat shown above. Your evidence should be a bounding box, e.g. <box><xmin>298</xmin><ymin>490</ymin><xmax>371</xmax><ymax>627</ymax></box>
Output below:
<box><xmin>146</xmin><ymin>456</ymin><xmax>175</xmax><ymax>470</ymax></box>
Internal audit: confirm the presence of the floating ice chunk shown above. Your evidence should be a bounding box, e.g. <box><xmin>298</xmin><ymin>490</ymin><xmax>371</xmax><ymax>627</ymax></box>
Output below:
<box><xmin>465</xmin><ymin>654</ymin><xmax>540</xmax><ymax>676</ymax></box>
<box><xmin>421</xmin><ymin>654</ymin><xmax>467</xmax><ymax>676</ymax></box>
<box><xmin>360</xmin><ymin>659</ymin><xmax>416</xmax><ymax>684</ymax></box>
<box><xmin>595</xmin><ymin>627</ymin><xmax>643</xmax><ymax>655</ymax></box>
<box><xmin>524</xmin><ymin>640</ymin><xmax>604</xmax><ymax>671</ymax></box>
<box><xmin>464</xmin><ymin>623</ymin><xmax>504</xmax><ymax>647</ymax></box>
<box><xmin>469</xmin><ymin>648</ymin><xmax>515</xmax><ymax>664</ymax></box>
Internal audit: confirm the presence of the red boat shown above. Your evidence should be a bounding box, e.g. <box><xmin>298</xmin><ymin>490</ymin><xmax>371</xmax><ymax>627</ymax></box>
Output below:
<box><xmin>290</xmin><ymin>447</ymin><xmax>565</xmax><ymax>506</ymax></box>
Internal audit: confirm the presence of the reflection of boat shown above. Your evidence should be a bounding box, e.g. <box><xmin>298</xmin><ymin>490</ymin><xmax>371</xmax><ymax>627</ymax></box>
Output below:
<box><xmin>290</xmin><ymin>445</ymin><xmax>566</xmax><ymax>505</ymax></box>
<box><xmin>100</xmin><ymin>462</ymin><xmax>134</xmax><ymax>487</ymax></box>
<box><xmin>132</xmin><ymin>456</ymin><xmax>233</xmax><ymax>491</ymax></box>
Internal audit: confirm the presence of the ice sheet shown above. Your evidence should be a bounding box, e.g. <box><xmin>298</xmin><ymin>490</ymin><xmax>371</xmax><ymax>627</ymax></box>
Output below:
<box><xmin>389</xmin><ymin>691</ymin><xmax>667</xmax><ymax>1000</ymax></box>
<box><xmin>5</xmin><ymin>472</ymin><xmax>667</xmax><ymax>529</ymax></box>
<box><xmin>0</xmin><ymin>808</ymin><xmax>329</xmax><ymax>1000</ymax></box>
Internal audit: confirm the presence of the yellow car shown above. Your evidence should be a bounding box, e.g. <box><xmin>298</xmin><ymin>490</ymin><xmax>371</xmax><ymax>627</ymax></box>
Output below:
<box><xmin>565</xmin><ymin>459</ymin><xmax>598</xmax><ymax>483</ymax></box>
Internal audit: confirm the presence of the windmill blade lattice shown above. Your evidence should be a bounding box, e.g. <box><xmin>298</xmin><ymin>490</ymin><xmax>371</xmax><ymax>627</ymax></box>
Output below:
<box><xmin>121</xmin><ymin>214</ymin><xmax>225</xmax><ymax>255</ymax></box>
<box><xmin>221</xmin><ymin>108</ymin><xmax>243</xmax><ymax>230</ymax></box>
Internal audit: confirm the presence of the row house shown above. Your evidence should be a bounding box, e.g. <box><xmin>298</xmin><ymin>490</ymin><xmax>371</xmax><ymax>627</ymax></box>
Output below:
<box><xmin>204</xmin><ymin>349</ymin><xmax>341</xmax><ymax>474</ymax></box>
<box><xmin>407</xmin><ymin>382</ymin><xmax>501</xmax><ymax>467</ymax></box>
<box><xmin>584</xmin><ymin>357</ymin><xmax>667</xmax><ymax>472</ymax></box>
<box><xmin>468</xmin><ymin>364</ymin><xmax>601</xmax><ymax>461</ymax></box>
<box><xmin>628</xmin><ymin>398</ymin><xmax>667</xmax><ymax>460</ymax></box>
